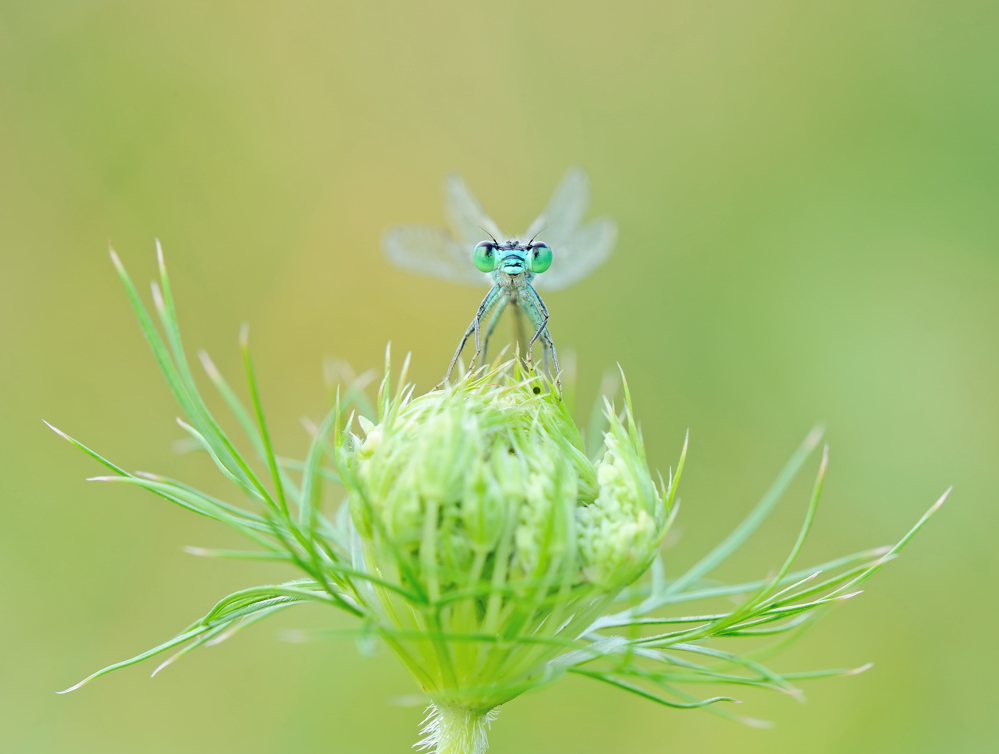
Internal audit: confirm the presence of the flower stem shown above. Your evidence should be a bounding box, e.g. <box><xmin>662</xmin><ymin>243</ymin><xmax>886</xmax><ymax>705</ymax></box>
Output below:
<box><xmin>418</xmin><ymin>704</ymin><xmax>497</xmax><ymax>754</ymax></box>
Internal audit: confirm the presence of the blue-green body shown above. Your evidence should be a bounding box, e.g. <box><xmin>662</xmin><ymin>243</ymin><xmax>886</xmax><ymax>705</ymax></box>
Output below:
<box><xmin>382</xmin><ymin>168</ymin><xmax>618</xmax><ymax>393</ymax></box>
<box><xmin>447</xmin><ymin>238</ymin><xmax>558</xmax><ymax>391</ymax></box>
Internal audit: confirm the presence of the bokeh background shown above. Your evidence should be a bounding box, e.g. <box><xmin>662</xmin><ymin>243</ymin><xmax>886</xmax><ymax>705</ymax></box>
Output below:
<box><xmin>2</xmin><ymin>2</ymin><xmax>997</xmax><ymax>752</ymax></box>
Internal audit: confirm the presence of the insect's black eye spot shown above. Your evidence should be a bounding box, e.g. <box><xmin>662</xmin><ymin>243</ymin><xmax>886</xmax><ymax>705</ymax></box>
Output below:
<box><xmin>533</xmin><ymin>386</ymin><xmax>541</xmax><ymax>395</ymax></box>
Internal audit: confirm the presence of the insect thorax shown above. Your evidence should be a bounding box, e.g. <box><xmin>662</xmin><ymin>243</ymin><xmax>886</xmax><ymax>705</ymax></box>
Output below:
<box><xmin>493</xmin><ymin>268</ymin><xmax>534</xmax><ymax>291</ymax></box>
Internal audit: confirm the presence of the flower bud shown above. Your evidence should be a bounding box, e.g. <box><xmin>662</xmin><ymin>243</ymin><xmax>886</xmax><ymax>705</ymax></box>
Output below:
<box><xmin>338</xmin><ymin>368</ymin><xmax>669</xmax><ymax>715</ymax></box>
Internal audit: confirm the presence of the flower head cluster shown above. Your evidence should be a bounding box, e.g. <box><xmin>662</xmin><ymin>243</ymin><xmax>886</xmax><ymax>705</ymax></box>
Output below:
<box><xmin>338</xmin><ymin>361</ymin><xmax>671</xmax><ymax>720</ymax></box>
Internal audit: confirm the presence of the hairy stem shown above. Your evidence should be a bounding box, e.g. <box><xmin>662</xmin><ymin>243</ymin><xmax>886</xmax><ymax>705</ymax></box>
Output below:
<box><xmin>417</xmin><ymin>704</ymin><xmax>497</xmax><ymax>754</ymax></box>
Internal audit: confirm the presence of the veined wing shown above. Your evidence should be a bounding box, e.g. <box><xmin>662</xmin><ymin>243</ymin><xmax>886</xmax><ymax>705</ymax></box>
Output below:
<box><xmin>533</xmin><ymin>218</ymin><xmax>618</xmax><ymax>292</ymax></box>
<box><xmin>524</xmin><ymin>167</ymin><xmax>590</xmax><ymax>247</ymax></box>
<box><xmin>382</xmin><ymin>225</ymin><xmax>492</xmax><ymax>286</ymax></box>
<box><xmin>445</xmin><ymin>173</ymin><xmax>504</xmax><ymax>246</ymax></box>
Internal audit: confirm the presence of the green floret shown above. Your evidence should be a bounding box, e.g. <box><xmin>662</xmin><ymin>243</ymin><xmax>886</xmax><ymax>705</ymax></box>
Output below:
<box><xmin>338</xmin><ymin>367</ymin><xmax>672</xmax><ymax>721</ymax></box>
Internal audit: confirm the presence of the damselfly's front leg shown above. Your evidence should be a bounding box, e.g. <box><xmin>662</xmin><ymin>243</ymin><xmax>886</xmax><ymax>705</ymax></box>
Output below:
<box><xmin>481</xmin><ymin>296</ymin><xmax>509</xmax><ymax>365</ymax></box>
<box><xmin>511</xmin><ymin>303</ymin><xmax>527</xmax><ymax>355</ymax></box>
<box><xmin>521</xmin><ymin>284</ymin><xmax>561</xmax><ymax>396</ymax></box>
<box><xmin>441</xmin><ymin>285</ymin><xmax>503</xmax><ymax>387</ymax></box>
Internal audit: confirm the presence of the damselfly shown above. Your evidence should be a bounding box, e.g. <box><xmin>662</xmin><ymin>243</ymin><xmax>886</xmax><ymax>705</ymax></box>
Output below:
<box><xmin>383</xmin><ymin>167</ymin><xmax>616</xmax><ymax>393</ymax></box>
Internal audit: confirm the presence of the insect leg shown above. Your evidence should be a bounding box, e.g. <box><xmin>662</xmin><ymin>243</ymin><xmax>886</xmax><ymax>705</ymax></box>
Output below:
<box><xmin>521</xmin><ymin>285</ymin><xmax>550</xmax><ymax>363</ymax></box>
<box><xmin>481</xmin><ymin>295</ymin><xmax>509</xmax><ymax>364</ymax></box>
<box><xmin>538</xmin><ymin>324</ymin><xmax>561</xmax><ymax>397</ymax></box>
<box><xmin>443</xmin><ymin>286</ymin><xmax>502</xmax><ymax>386</ymax></box>
<box><xmin>511</xmin><ymin>303</ymin><xmax>527</xmax><ymax>354</ymax></box>
<box><xmin>521</xmin><ymin>285</ymin><xmax>562</xmax><ymax>396</ymax></box>
<box><xmin>469</xmin><ymin>289</ymin><xmax>506</xmax><ymax>373</ymax></box>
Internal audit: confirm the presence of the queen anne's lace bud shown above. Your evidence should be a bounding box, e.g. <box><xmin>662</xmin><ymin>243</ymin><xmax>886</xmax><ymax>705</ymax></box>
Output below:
<box><xmin>338</xmin><ymin>366</ymin><xmax>670</xmax><ymax>738</ymax></box>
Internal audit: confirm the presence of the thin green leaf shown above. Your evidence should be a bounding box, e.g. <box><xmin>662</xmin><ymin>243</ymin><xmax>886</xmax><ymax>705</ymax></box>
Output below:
<box><xmin>650</xmin><ymin>425</ymin><xmax>824</xmax><ymax>608</ymax></box>
<box><xmin>831</xmin><ymin>487</ymin><xmax>951</xmax><ymax>596</ymax></box>
<box><xmin>240</xmin><ymin>324</ymin><xmax>289</xmax><ymax>518</ymax></box>
<box><xmin>570</xmin><ymin>668</ymin><xmax>737</xmax><ymax>709</ymax></box>
<box><xmin>299</xmin><ymin>410</ymin><xmax>337</xmax><ymax>530</ymax></box>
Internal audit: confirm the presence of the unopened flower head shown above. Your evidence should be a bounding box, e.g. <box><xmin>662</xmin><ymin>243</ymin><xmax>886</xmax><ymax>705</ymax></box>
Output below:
<box><xmin>338</xmin><ymin>363</ymin><xmax>671</xmax><ymax>715</ymax></box>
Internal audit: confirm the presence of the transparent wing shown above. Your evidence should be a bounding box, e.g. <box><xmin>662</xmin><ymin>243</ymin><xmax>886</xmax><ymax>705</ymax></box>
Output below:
<box><xmin>533</xmin><ymin>218</ymin><xmax>617</xmax><ymax>291</ymax></box>
<box><xmin>524</xmin><ymin>166</ymin><xmax>590</xmax><ymax>247</ymax></box>
<box><xmin>445</xmin><ymin>173</ymin><xmax>504</xmax><ymax>246</ymax></box>
<box><xmin>382</xmin><ymin>225</ymin><xmax>492</xmax><ymax>287</ymax></box>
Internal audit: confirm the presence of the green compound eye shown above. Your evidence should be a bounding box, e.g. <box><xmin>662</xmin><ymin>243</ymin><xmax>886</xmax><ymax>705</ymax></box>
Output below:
<box><xmin>530</xmin><ymin>242</ymin><xmax>552</xmax><ymax>273</ymax></box>
<box><xmin>473</xmin><ymin>241</ymin><xmax>496</xmax><ymax>273</ymax></box>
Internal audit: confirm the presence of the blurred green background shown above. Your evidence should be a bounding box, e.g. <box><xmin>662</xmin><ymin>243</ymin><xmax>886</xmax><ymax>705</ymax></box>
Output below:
<box><xmin>1</xmin><ymin>1</ymin><xmax>996</xmax><ymax>752</ymax></box>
